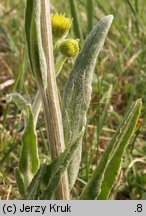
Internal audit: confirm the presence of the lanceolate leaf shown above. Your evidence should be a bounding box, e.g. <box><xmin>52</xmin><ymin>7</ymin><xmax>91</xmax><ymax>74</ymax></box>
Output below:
<box><xmin>62</xmin><ymin>15</ymin><xmax>113</xmax><ymax>189</ymax></box>
<box><xmin>40</xmin><ymin>130</ymin><xmax>84</xmax><ymax>200</ymax></box>
<box><xmin>7</xmin><ymin>93</ymin><xmax>40</xmax><ymax>190</ymax></box>
<box><xmin>24</xmin><ymin>159</ymin><xmax>58</xmax><ymax>200</ymax></box>
<box><xmin>55</xmin><ymin>55</ymin><xmax>67</xmax><ymax>76</ymax></box>
<box><xmin>23</xmin><ymin>130</ymin><xmax>83</xmax><ymax>200</ymax></box>
<box><xmin>24</xmin><ymin>163</ymin><xmax>46</xmax><ymax>200</ymax></box>
<box><xmin>81</xmin><ymin>99</ymin><xmax>142</xmax><ymax>200</ymax></box>
<box><xmin>25</xmin><ymin>0</ymin><xmax>33</xmax><ymax>72</ymax></box>
<box><xmin>26</xmin><ymin>0</ymin><xmax>47</xmax><ymax>89</ymax></box>
<box><xmin>19</xmin><ymin>104</ymin><xmax>40</xmax><ymax>188</ymax></box>
<box><xmin>6</xmin><ymin>93</ymin><xmax>28</xmax><ymax>115</ymax></box>
<box><xmin>15</xmin><ymin>167</ymin><xmax>26</xmax><ymax>197</ymax></box>
<box><xmin>97</xmin><ymin>99</ymin><xmax>142</xmax><ymax>200</ymax></box>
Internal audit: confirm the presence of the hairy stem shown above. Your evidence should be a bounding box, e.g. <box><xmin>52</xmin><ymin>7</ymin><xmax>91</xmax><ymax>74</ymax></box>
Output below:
<box><xmin>32</xmin><ymin>91</ymin><xmax>42</xmax><ymax>127</ymax></box>
<box><xmin>40</xmin><ymin>0</ymin><xmax>69</xmax><ymax>199</ymax></box>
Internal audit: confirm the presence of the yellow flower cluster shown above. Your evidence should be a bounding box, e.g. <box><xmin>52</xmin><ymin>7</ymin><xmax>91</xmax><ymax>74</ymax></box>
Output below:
<box><xmin>51</xmin><ymin>13</ymin><xmax>80</xmax><ymax>58</ymax></box>
<box><xmin>59</xmin><ymin>38</ymin><xmax>79</xmax><ymax>57</ymax></box>
<box><xmin>51</xmin><ymin>14</ymin><xmax>72</xmax><ymax>39</ymax></box>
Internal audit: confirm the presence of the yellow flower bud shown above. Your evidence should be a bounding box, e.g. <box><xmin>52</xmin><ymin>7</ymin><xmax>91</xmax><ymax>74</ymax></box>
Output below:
<box><xmin>59</xmin><ymin>38</ymin><xmax>79</xmax><ymax>57</ymax></box>
<box><xmin>51</xmin><ymin>14</ymin><xmax>72</xmax><ymax>39</ymax></box>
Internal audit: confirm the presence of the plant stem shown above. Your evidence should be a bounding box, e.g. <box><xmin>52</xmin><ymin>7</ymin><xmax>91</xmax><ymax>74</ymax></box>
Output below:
<box><xmin>40</xmin><ymin>0</ymin><xmax>70</xmax><ymax>199</ymax></box>
<box><xmin>32</xmin><ymin>91</ymin><xmax>42</xmax><ymax>127</ymax></box>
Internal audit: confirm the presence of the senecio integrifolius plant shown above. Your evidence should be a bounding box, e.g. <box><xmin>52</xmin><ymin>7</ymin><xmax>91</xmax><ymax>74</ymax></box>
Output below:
<box><xmin>6</xmin><ymin>0</ymin><xmax>142</xmax><ymax>200</ymax></box>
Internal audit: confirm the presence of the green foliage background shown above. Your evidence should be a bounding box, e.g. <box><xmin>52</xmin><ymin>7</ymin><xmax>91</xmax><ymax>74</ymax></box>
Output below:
<box><xmin>0</xmin><ymin>0</ymin><xmax>146</xmax><ymax>200</ymax></box>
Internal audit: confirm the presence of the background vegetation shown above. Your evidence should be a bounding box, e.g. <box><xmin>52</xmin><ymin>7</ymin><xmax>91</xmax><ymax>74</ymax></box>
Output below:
<box><xmin>0</xmin><ymin>0</ymin><xmax>146</xmax><ymax>199</ymax></box>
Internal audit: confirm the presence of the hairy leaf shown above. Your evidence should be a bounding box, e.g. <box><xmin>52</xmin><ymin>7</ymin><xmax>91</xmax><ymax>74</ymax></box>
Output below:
<box><xmin>62</xmin><ymin>15</ymin><xmax>113</xmax><ymax>189</ymax></box>
<box><xmin>26</xmin><ymin>0</ymin><xmax>47</xmax><ymax>89</ymax></box>
<box><xmin>15</xmin><ymin>167</ymin><xmax>26</xmax><ymax>197</ymax></box>
<box><xmin>81</xmin><ymin>99</ymin><xmax>142</xmax><ymax>200</ymax></box>
<box><xmin>24</xmin><ymin>163</ymin><xmax>46</xmax><ymax>200</ymax></box>
<box><xmin>40</xmin><ymin>130</ymin><xmax>84</xmax><ymax>200</ymax></box>
<box><xmin>97</xmin><ymin>99</ymin><xmax>142</xmax><ymax>199</ymax></box>
<box><xmin>7</xmin><ymin>93</ymin><xmax>40</xmax><ymax>189</ymax></box>
<box><xmin>6</xmin><ymin>93</ymin><xmax>28</xmax><ymax>115</ymax></box>
<box><xmin>19</xmin><ymin>104</ymin><xmax>40</xmax><ymax>187</ymax></box>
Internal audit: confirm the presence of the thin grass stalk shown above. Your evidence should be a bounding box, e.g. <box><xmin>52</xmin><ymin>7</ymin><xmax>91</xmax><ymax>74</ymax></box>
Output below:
<box><xmin>69</xmin><ymin>0</ymin><xmax>83</xmax><ymax>42</ymax></box>
<box><xmin>87</xmin><ymin>0</ymin><xmax>93</xmax><ymax>33</ymax></box>
<box><xmin>126</xmin><ymin>0</ymin><xmax>146</xmax><ymax>34</ymax></box>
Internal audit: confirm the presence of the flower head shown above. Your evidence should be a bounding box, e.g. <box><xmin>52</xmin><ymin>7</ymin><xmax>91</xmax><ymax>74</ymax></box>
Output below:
<box><xmin>59</xmin><ymin>38</ymin><xmax>80</xmax><ymax>57</ymax></box>
<box><xmin>51</xmin><ymin>14</ymin><xmax>72</xmax><ymax>39</ymax></box>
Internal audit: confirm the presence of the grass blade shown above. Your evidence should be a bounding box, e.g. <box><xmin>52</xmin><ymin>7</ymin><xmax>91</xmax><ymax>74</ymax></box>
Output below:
<box><xmin>97</xmin><ymin>84</ymin><xmax>113</xmax><ymax>137</ymax></box>
<box><xmin>95</xmin><ymin>0</ymin><xmax>129</xmax><ymax>44</ymax></box>
<box><xmin>125</xmin><ymin>0</ymin><xmax>146</xmax><ymax>35</ymax></box>
<box><xmin>86</xmin><ymin>0</ymin><xmax>93</xmax><ymax>33</ymax></box>
<box><xmin>69</xmin><ymin>0</ymin><xmax>83</xmax><ymax>42</ymax></box>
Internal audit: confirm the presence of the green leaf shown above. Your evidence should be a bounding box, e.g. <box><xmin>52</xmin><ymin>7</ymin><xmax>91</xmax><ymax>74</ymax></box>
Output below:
<box><xmin>40</xmin><ymin>130</ymin><xmax>84</xmax><ymax>200</ymax></box>
<box><xmin>19</xmin><ymin>104</ymin><xmax>40</xmax><ymax>188</ymax></box>
<box><xmin>6</xmin><ymin>93</ymin><xmax>28</xmax><ymax>115</ymax></box>
<box><xmin>26</xmin><ymin>0</ymin><xmax>47</xmax><ymax>89</ymax></box>
<box><xmin>24</xmin><ymin>163</ymin><xmax>46</xmax><ymax>200</ymax></box>
<box><xmin>15</xmin><ymin>167</ymin><xmax>26</xmax><ymax>197</ymax></box>
<box><xmin>95</xmin><ymin>0</ymin><xmax>129</xmax><ymax>44</ymax></box>
<box><xmin>24</xmin><ymin>159</ymin><xmax>58</xmax><ymax>200</ymax></box>
<box><xmin>87</xmin><ymin>0</ymin><xmax>93</xmax><ymax>33</ymax></box>
<box><xmin>81</xmin><ymin>99</ymin><xmax>142</xmax><ymax>200</ymax></box>
<box><xmin>69</xmin><ymin>0</ymin><xmax>83</xmax><ymax>42</ymax></box>
<box><xmin>7</xmin><ymin>93</ymin><xmax>40</xmax><ymax>190</ymax></box>
<box><xmin>55</xmin><ymin>55</ymin><xmax>67</xmax><ymax>76</ymax></box>
<box><xmin>97</xmin><ymin>99</ymin><xmax>142</xmax><ymax>200</ymax></box>
<box><xmin>23</xmin><ymin>130</ymin><xmax>83</xmax><ymax>200</ymax></box>
<box><xmin>62</xmin><ymin>15</ymin><xmax>113</xmax><ymax>190</ymax></box>
<box><xmin>25</xmin><ymin>0</ymin><xmax>33</xmax><ymax>73</ymax></box>
<box><xmin>32</xmin><ymin>91</ymin><xmax>42</xmax><ymax>127</ymax></box>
